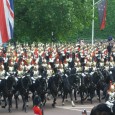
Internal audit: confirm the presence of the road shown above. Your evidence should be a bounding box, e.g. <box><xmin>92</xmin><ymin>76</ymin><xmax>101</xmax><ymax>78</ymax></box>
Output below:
<box><xmin>0</xmin><ymin>95</ymin><xmax>105</xmax><ymax>115</ymax></box>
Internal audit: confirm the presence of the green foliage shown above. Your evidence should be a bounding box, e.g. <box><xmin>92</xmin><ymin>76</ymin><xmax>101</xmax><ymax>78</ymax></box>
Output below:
<box><xmin>79</xmin><ymin>0</ymin><xmax>115</xmax><ymax>40</ymax></box>
<box><xmin>14</xmin><ymin>0</ymin><xmax>92</xmax><ymax>42</ymax></box>
<box><xmin>14</xmin><ymin>0</ymin><xmax>114</xmax><ymax>43</ymax></box>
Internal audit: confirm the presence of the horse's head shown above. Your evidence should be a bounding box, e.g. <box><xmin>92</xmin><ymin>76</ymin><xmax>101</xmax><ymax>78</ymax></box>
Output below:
<box><xmin>70</xmin><ymin>67</ymin><xmax>76</xmax><ymax>75</ymax></box>
<box><xmin>99</xmin><ymin>69</ymin><xmax>105</xmax><ymax>80</ymax></box>
<box><xmin>39</xmin><ymin>77</ymin><xmax>47</xmax><ymax>91</ymax></box>
<box><xmin>6</xmin><ymin>74</ymin><xmax>16</xmax><ymax>90</ymax></box>
<box><xmin>52</xmin><ymin>73</ymin><xmax>62</xmax><ymax>87</ymax></box>
<box><xmin>22</xmin><ymin>75</ymin><xmax>32</xmax><ymax>92</ymax></box>
<box><xmin>94</xmin><ymin>69</ymin><xmax>104</xmax><ymax>81</ymax></box>
<box><xmin>64</xmin><ymin>68</ymin><xmax>71</xmax><ymax>76</ymax></box>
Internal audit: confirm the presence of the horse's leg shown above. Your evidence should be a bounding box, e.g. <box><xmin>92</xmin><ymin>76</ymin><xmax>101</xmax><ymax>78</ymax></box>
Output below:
<box><xmin>22</xmin><ymin>95</ymin><xmax>25</xmax><ymax>110</ymax></box>
<box><xmin>24</xmin><ymin>97</ymin><xmax>27</xmax><ymax>113</ymax></box>
<box><xmin>8</xmin><ymin>97</ymin><xmax>12</xmax><ymax>112</ymax></box>
<box><xmin>70</xmin><ymin>91</ymin><xmax>75</xmax><ymax>107</ymax></box>
<box><xmin>14</xmin><ymin>92</ymin><xmax>19</xmax><ymax>109</ymax></box>
<box><xmin>22</xmin><ymin>95</ymin><xmax>28</xmax><ymax>112</ymax></box>
<box><xmin>74</xmin><ymin>88</ymin><xmax>77</xmax><ymax>102</ymax></box>
<box><xmin>3</xmin><ymin>96</ymin><xmax>7</xmax><ymax>107</ymax></box>
<box><xmin>96</xmin><ymin>89</ymin><xmax>101</xmax><ymax>102</ymax></box>
<box><xmin>52</xmin><ymin>96</ymin><xmax>56</xmax><ymax>108</ymax></box>
<box><xmin>62</xmin><ymin>91</ymin><xmax>66</xmax><ymax>105</ymax></box>
<box><xmin>42</xmin><ymin>94</ymin><xmax>46</xmax><ymax>106</ymax></box>
<box><xmin>14</xmin><ymin>95</ymin><xmax>18</xmax><ymax>109</ymax></box>
<box><xmin>32</xmin><ymin>92</ymin><xmax>35</xmax><ymax>106</ymax></box>
<box><xmin>14</xmin><ymin>91</ymin><xmax>19</xmax><ymax>109</ymax></box>
<box><xmin>65</xmin><ymin>92</ymin><xmax>69</xmax><ymax>101</ymax></box>
<box><xmin>80</xmin><ymin>91</ymin><xmax>83</xmax><ymax>104</ymax></box>
<box><xmin>88</xmin><ymin>90</ymin><xmax>93</xmax><ymax>104</ymax></box>
<box><xmin>90</xmin><ymin>86</ymin><xmax>96</xmax><ymax>104</ymax></box>
<box><xmin>79</xmin><ymin>86</ymin><xmax>84</xmax><ymax>104</ymax></box>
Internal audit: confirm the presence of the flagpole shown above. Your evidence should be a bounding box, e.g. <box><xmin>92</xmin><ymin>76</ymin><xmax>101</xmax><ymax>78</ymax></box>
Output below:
<box><xmin>92</xmin><ymin>0</ymin><xmax>103</xmax><ymax>46</ymax></box>
<box><xmin>92</xmin><ymin>0</ymin><xmax>95</xmax><ymax>46</ymax></box>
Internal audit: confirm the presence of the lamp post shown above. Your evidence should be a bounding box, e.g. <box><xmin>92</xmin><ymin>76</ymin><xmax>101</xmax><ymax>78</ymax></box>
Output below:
<box><xmin>92</xmin><ymin>0</ymin><xmax>95</xmax><ymax>46</ymax></box>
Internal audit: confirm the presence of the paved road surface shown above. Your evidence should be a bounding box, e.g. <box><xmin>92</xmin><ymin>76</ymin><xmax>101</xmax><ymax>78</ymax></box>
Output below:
<box><xmin>0</xmin><ymin>95</ymin><xmax>105</xmax><ymax>115</ymax></box>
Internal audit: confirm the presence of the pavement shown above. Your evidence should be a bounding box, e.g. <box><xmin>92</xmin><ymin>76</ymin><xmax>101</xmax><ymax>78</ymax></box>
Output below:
<box><xmin>0</xmin><ymin>95</ymin><xmax>105</xmax><ymax>115</ymax></box>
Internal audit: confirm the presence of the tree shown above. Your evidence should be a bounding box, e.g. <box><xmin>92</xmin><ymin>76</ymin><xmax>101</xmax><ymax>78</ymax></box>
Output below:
<box><xmin>14</xmin><ymin>0</ymin><xmax>92</xmax><ymax>42</ymax></box>
<box><xmin>79</xmin><ymin>0</ymin><xmax>115</xmax><ymax>40</ymax></box>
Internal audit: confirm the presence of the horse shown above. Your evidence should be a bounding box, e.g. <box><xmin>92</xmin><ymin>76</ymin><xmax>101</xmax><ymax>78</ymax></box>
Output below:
<box><xmin>79</xmin><ymin>72</ymin><xmax>96</xmax><ymax>104</ymax></box>
<box><xmin>102</xmin><ymin>68</ymin><xmax>113</xmax><ymax>84</ymax></box>
<box><xmin>60</xmin><ymin>67</ymin><xmax>80</xmax><ymax>106</ymax></box>
<box><xmin>34</xmin><ymin>76</ymin><xmax>47</xmax><ymax>106</ymax></box>
<box><xmin>15</xmin><ymin>74</ymin><xmax>32</xmax><ymax>112</ymax></box>
<box><xmin>78</xmin><ymin>73</ymin><xmax>89</xmax><ymax>104</ymax></box>
<box><xmin>91</xmin><ymin>68</ymin><xmax>105</xmax><ymax>102</ymax></box>
<box><xmin>48</xmin><ymin>73</ymin><xmax>62</xmax><ymax>107</ymax></box>
<box><xmin>0</xmin><ymin>73</ymin><xmax>16</xmax><ymax>112</ymax></box>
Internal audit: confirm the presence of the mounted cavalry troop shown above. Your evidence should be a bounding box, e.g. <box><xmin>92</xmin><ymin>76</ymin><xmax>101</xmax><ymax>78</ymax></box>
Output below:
<box><xmin>0</xmin><ymin>40</ymin><xmax>115</xmax><ymax>113</ymax></box>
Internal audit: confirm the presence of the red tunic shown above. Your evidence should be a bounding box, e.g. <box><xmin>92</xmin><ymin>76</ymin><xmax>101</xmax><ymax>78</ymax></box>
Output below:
<box><xmin>32</xmin><ymin>106</ymin><xmax>42</xmax><ymax>115</ymax></box>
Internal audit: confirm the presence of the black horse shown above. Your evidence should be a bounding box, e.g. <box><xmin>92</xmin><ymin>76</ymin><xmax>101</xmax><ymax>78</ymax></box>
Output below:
<box><xmin>48</xmin><ymin>73</ymin><xmax>62</xmax><ymax>107</ymax></box>
<box><xmin>15</xmin><ymin>74</ymin><xmax>32</xmax><ymax>112</ymax></box>
<box><xmin>0</xmin><ymin>74</ymin><xmax>16</xmax><ymax>112</ymax></box>
<box><xmin>83</xmin><ymin>73</ymin><xmax>96</xmax><ymax>104</ymax></box>
<box><xmin>78</xmin><ymin>73</ymin><xmax>89</xmax><ymax>104</ymax></box>
<box><xmin>61</xmin><ymin>73</ymin><xmax>76</xmax><ymax>107</ymax></box>
<box><xmin>102</xmin><ymin>68</ymin><xmax>113</xmax><ymax>84</ymax></box>
<box><xmin>91</xmin><ymin>69</ymin><xmax>105</xmax><ymax>102</ymax></box>
<box><xmin>34</xmin><ymin>76</ymin><xmax>47</xmax><ymax>106</ymax></box>
<box><xmin>60</xmin><ymin>68</ymin><xmax>80</xmax><ymax>105</ymax></box>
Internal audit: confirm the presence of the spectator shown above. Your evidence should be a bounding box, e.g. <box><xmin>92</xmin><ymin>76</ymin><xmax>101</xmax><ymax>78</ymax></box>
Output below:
<box><xmin>82</xmin><ymin>109</ymin><xmax>87</xmax><ymax>115</ymax></box>
<box><xmin>32</xmin><ymin>105</ymin><xmax>42</xmax><ymax>115</ymax></box>
<box><xmin>90</xmin><ymin>103</ymin><xmax>114</xmax><ymax>115</ymax></box>
<box><xmin>107</xmin><ymin>43</ymin><xmax>112</xmax><ymax>57</ymax></box>
<box><xmin>33</xmin><ymin>94</ymin><xmax>43</xmax><ymax>115</ymax></box>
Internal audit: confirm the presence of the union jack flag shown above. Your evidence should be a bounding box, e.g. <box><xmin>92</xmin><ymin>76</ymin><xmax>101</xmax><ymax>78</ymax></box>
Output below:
<box><xmin>0</xmin><ymin>0</ymin><xmax>14</xmax><ymax>44</ymax></box>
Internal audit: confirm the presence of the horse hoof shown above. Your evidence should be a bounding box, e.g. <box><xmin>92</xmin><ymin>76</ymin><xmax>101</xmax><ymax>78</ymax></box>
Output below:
<box><xmin>9</xmin><ymin>110</ymin><xmax>12</xmax><ymax>113</ymax></box>
<box><xmin>97</xmin><ymin>97</ymin><xmax>99</xmax><ymax>100</ymax></box>
<box><xmin>87</xmin><ymin>98</ymin><xmax>91</xmax><ymax>101</ymax></box>
<box><xmin>62</xmin><ymin>102</ymin><xmax>65</xmax><ymax>106</ymax></box>
<box><xmin>72</xmin><ymin>104</ymin><xmax>75</xmax><ymax>107</ymax></box>
<box><xmin>65</xmin><ymin>99</ymin><xmax>68</xmax><ymax>102</ymax></box>
<box><xmin>47</xmin><ymin>97</ymin><xmax>51</xmax><ymax>100</ymax></box>
<box><xmin>75</xmin><ymin>100</ymin><xmax>78</xmax><ymax>103</ymax></box>
<box><xmin>52</xmin><ymin>104</ymin><xmax>55</xmax><ymax>108</ymax></box>
<box><xmin>71</xmin><ymin>101</ymin><xmax>75</xmax><ymax>107</ymax></box>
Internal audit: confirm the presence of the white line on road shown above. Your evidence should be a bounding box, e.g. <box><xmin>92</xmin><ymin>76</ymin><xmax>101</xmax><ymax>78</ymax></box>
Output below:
<box><xmin>56</xmin><ymin>105</ymin><xmax>94</xmax><ymax>113</ymax></box>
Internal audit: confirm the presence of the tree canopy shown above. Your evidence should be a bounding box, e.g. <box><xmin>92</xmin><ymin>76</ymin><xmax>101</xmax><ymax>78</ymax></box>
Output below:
<box><xmin>14</xmin><ymin>0</ymin><xmax>92</xmax><ymax>42</ymax></box>
<box><xmin>14</xmin><ymin>0</ymin><xmax>115</xmax><ymax>43</ymax></box>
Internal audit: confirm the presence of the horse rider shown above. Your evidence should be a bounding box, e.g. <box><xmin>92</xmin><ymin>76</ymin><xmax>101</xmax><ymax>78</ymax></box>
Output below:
<box><xmin>105</xmin><ymin>81</ymin><xmax>115</xmax><ymax>112</ymax></box>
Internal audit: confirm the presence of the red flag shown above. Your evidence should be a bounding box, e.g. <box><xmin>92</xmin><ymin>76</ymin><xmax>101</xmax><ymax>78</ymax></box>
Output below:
<box><xmin>97</xmin><ymin>0</ymin><xmax>107</xmax><ymax>30</ymax></box>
